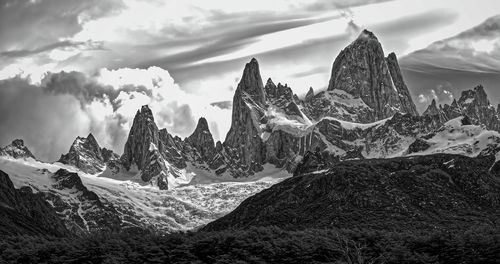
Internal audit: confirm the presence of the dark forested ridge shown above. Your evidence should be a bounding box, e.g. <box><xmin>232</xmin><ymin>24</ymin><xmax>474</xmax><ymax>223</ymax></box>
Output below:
<box><xmin>1</xmin><ymin>226</ymin><xmax>500</xmax><ymax>264</ymax></box>
<box><xmin>205</xmin><ymin>154</ymin><xmax>500</xmax><ymax>232</ymax></box>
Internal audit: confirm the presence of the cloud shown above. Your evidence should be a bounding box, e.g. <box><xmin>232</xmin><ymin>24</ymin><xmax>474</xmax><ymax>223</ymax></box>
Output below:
<box><xmin>416</xmin><ymin>83</ymin><xmax>455</xmax><ymax>105</ymax></box>
<box><xmin>402</xmin><ymin>15</ymin><xmax>500</xmax><ymax>74</ymax></box>
<box><xmin>0</xmin><ymin>67</ymin><xmax>231</xmax><ymax>161</ymax></box>
<box><xmin>401</xmin><ymin>14</ymin><xmax>500</xmax><ymax>113</ymax></box>
<box><xmin>0</xmin><ymin>40</ymin><xmax>104</xmax><ymax>59</ymax></box>
<box><xmin>304</xmin><ymin>0</ymin><xmax>393</xmax><ymax>11</ymax></box>
<box><xmin>0</xmin><ymin>0</ymin><xmax>122</xmax><ymax>51</ymax></box>
<box><xmin>0</xmin><ymin>77</ymin><xmax>90</xmax><ymax>161</ymax></box>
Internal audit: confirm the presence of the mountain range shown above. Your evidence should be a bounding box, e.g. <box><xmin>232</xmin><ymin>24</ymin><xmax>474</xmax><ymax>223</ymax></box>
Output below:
<box><xmin>1</xmin><ymin>29</ymin><xmax>500</xmax><ymax>240</ymax></box>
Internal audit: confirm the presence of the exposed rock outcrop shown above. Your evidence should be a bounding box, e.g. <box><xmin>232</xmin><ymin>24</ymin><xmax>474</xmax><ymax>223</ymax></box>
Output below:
<box><xmin>326</xmin><ymin>29</ymin><xmax>418</xmax><ymax>121</ymax></box>
<box><xmin>305</xmin><ymin>87</ymin><xmax>314</xmax><ymax>101</ymax></box>
<box><xmin>59</xmin><ymin>133</ymin><xmax>118</xmax><ymax>174</ymax></box>
<box><xmin>185</xmin><ymin>117</ymin><xmax>216</xmax><ymax>163</ymax></box>
<box><xmin>423</xmin><ymin>85</ymin><xmax>500</xmax><ymax>132</ymax></box>
<box><xmin>224</xmin><ymin>58</ymin><xmax>267</xmax><ymax>174</ymax></box>
<box><xmin>422</xmin><ymin>99</ymin><xmax>448</xmax><ymax>123</ymax></box>
<box><xmin>121</xmin><ymin>105</ymin><xmax>170</xmax><ymax>189</ymax></box>
<box><xmin>386</xmin><ymin>52</ymin><xmax>419</xmax><ymax>116</ymax></box>
<box><xmin>159</xmin><ymin>128</ymin><xmax>187</xmax><ymax>169</ymax></box>
<box><xmin>0</xmin><ymin>139</ymin><xmax>35</xmax><ymax>159</ymax></box>
<box><xmin>452</xmin><ymin>85</ymin><xmax>500</xmax><ymax>131</ymax></box>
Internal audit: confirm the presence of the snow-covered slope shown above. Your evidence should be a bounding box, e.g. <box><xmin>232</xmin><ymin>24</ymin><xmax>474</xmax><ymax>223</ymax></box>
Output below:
<box><xmin>0</xmin><ymin>156</ymin><xmax>288</xmax><ymax>232</ymax></box>
<box><xmin>302</xmin><ymin>89</ymin><xmax>375</xmax><ymax>123</ymax></box>
<box><xmin>405</xmin><ymin>116</ymin><xmax>500</xmax><ymax>157</ymax></box>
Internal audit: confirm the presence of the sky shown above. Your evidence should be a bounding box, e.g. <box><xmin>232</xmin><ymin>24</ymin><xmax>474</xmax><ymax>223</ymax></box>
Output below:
<box><xmin>0</xmin><ymin>0</ymin><xmax>499</xmax><ymax>161</ymax></box>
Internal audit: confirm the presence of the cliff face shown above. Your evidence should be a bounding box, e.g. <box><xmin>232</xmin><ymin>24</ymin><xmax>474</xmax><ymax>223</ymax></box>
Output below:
<box><xmin>326</xmin><ymin>30</ymin><xmax>418</xmax><ymax>121</ymax></box>
<box><xmin>0</xmin><ymin>139</ymin><xmax>35</xmax><ymax>159</ymax></box>
<box><xmin>386</xmin><ymin>52</ymin><xmax>419</xmax><ymax>116</ymax></box>
<box><xmin>121</xmin><ymin>105</ymin><xmax>170</xmax><ymax>189</ymax></box>
<box><xmin>424</xmin><ymin>85</ymin><xmax>500</xmax><ymax>132</ymax></box>
<box><xmin>453</xmin><ymin>85</ymin><xmax>500</xmax><ymax>131</ymax></box>
<box><xmin>185</xmin><ymin>117</ymin><xmax>216</xmax><ymax>163</ymax></box>
<box><xmin>422</xmin><ymin>99</ymin><xmax>448</xmax><ymax>124</ymax></box>
<box><xmin>224</xmin><ymin>58</ymin><xmax>267</xmax><ymax>174</ymax></box>
<box><xmin>59</xmin><ymin>133</ymin><xmax>119</xmax><ymax>174</ymax></box>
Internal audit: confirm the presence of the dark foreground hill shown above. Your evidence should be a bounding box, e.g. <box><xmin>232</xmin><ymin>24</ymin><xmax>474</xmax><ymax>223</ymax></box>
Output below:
<box><xmin>204</xmin><ymin>154</ymin><xmax>500</xmax><ymax>232</ymax></box>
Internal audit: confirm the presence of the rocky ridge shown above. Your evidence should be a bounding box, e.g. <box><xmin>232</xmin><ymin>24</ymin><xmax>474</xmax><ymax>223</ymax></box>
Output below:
<box><xmin>424</xmin><ymin>85</ymin><xmax>500</xmax><ymax>131</ymax></box>
<box><xmin>325</xmin><ymin>29</ymin><xmax>418</xmax><ymax>121</ymax></box>
<box><xmin>59</xmin><ymin>133</ymin><xmax>119</xmax><ymax>174</ymax></box>
<box><xmin>0</xmin><ymin>139</ymin><xmax>35</xmax><ymax>159</ymax></box>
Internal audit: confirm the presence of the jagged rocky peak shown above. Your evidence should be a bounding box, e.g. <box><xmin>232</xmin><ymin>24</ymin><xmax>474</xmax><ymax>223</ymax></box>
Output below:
<box><xmin>224</xmin><ymin>58</ymin><xmax>267</xmax><ymax>173</ymax></box>
<box><xmin>264</xmin><ymin>78</ymin><xmax>276</xmax><ymax>94</ymax></box>
<box><xmin>423</xmin><ymin>99</ymin><xmax>439</xmax><ymax>116</ymax></box>
<box><xmin>158</xmin><ymin>128</ymin><xmax>187</xmax><ymax>169</ymax></box>
<box><xmin>0</xmin><ymin>139</ymin><xmax>35</xmax><ymax>159</ymax></box>
<box><xmin>74</xmin><ymin>134</ymin><xmax>102</xmax><ymax>158</ymax></box>
<box><xmin>237</xmin><ymin>58</ymin><xmax>266</xmax><ymax>105</ymax></box>
<box><xmin>58</xmin><ymin>133</ymin><xmax>117</xmax><ymax>174</ymax></box>
<box><xmin>458</xmin><ymin>85</ymin><xmax>489</xmax><ymax>106</ymax></box>
<box><xmin>265</xmin><ymin>79</ymin><xmax>293</xmax><ymax>100</ymax></box>
<box><xmin>121</xmin><ymin>105</ymin><xmax>170</xmax><ymax>189</ymax></box>
<box><xmin>359</xmin><ymin>28</ymin><xmax>377</xmax><ymax>39</ymax></box>
<box><xmin>385</xmin><ymin>52</ymin><xmax>419</xmax><ymax>116</ymax></box>
<box><xmin>422</xmin><ymin>99</ymin><xmax>448</xmax><ymax>123</ymax></box>
<box><xmin>186</xmin><ymin>117</ymin><xmax>216</xmax><ymax>162</ymax></box>
<box><xmin>305</xmin><ymin>87</ymin><xmax>314</xmax><ymax>101</ymax></box>
<box><xmin>122</xmin><ymin>105</ymin><xmax>160</xmax><ymax>171</ymax></box>
<box><xmin>327</xmin><ymin>29</ymin><xmax>418</xmax><ymax>121</ymax></box>
<box><xmin>440</xmin><ymin>84</ymin><xmax>500</xmax><ymax>131</ymax></box>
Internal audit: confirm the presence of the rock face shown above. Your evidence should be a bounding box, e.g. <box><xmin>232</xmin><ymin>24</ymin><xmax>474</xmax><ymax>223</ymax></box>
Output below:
<box><xmin>204</xmin><ymin>154</ymin><xmax>500</xmax><ymax>232</ymax></box>
<box><xmin>59</xmin><ymin>133</ymin><xmax>118</xmax><ymax>174</ymax></box>
<box><xmin>0</xmin><ymin>139</ymin><xmax>35</xmax><ymax>159</ymax></box>
<box><xmin>326</xmin><ymin>29</ymin><xmax>418</xmax><ymax>121</ymax></box>
<box><xmin>385</xmin><ymin>52</ymin><xmax>419</xmax><ymax>116</ymax></box>
<box><xmin>305</xmin><ymin>87</ymin><xmax>314</xmax><ymax>101</ymax></box>
<box><xmin>117</xmin><ymin>106</ymin><xmax>222</xmax><ymax>188</ymax></box>
<box><xmin>449</xmin><ymin>85</ymin><xmax>500</xmax><ymax>131</ymax></box>
<box><xmin>185</xmin><ymin>117</ymin><xmax>216</xmax><ymax>162</ymax></box>
<box><xmin>121</xmin><ymin>105</ymin><xmax>171</xmax><ymax>189</ymax></box>
<box><xmin>159</xmin><ymin>128</ymin><xmax>187</xmax><ymax>169</ymax></box>
<box><xmin>0</xmin><ymin>170</ymin><xmax>68</xmax><ymax>236</ymax></box>
<box><xmin>224</xmin><ymin>58</ymin><xmax>267</xmax><ymax>174</ymax></box>
<box><xmin>422</xmin><ymin>99</ymin><xmax>448</xmax><ymax>124</ymax></box>
<box><xmin>424</xmin><ymin>85</ymin><xmax>500</xmax><ymax>132</ymax></box>
<box><xmin>302</xmin><ymin>89</ymin><xmax>375</xmax><ymax>122</ymax></box>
